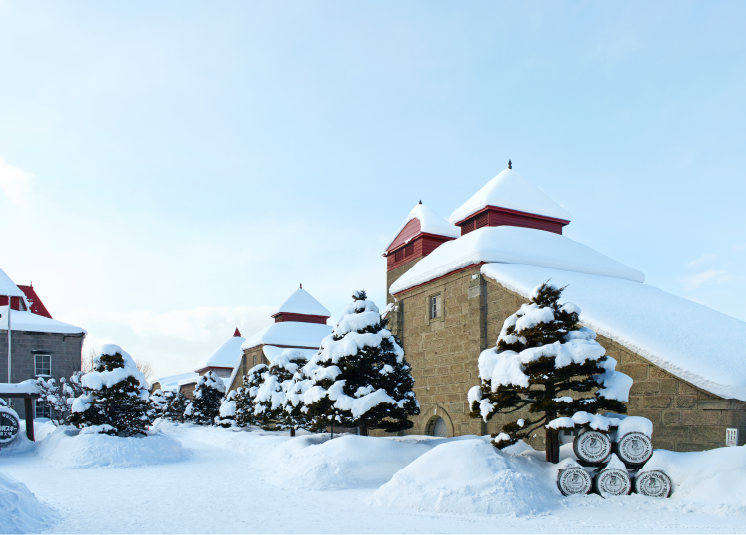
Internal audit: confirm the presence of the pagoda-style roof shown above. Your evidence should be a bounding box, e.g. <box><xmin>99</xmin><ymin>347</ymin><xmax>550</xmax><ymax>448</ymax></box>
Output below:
<box><xmin>448</xmin><ymin>167</ymin><xmax>572</xmax><ymax>230</ymax></box>
<box><xmin>195</xmin><ymin>329</ymin><xmax>246</xmax><ymax>373</ymax></box>
<box><xmin>383</xmin><ymin>202</ymin><xmax>460</xmax><ymax>255</ymax></box>
<box><xmin>271</xmin><ymin>287</ymin><xmax>330</xmax><ymax>323</ymax></box>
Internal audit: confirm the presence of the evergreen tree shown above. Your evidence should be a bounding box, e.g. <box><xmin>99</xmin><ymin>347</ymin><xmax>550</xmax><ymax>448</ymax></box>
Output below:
<box><xmin>468</xmin><ymin>282</ymin><xmax>630</xmax><ymax>463</ymax></box>
<box><xmin>302</xmin><ymin>290</ymin><xmax>420</xmax><ymax>435</ymax></box>
<box><xmin>68</xmin><ymin>344</ymin><xmax>153</xmax><ymax>436</ymax></box>
<box><xmin>150</xmin><ymin>389</ymin><xmax>170</xmax><ymax>419</ymax></box>
<box><xmin>233</xmin><ymin>364</ymin><xmax>267</xmax><ymax>427</ymax></box>
<box><xmin>252</xmin><ymin>349</ymin><xmax>310</xmax><ymax>436</ymax></box>
<box><xmin>165</xmin><ymin>391</ymin><xmax>189</xmax><ymax>423</ymax></box>
<box><xmin>184</xmin><ymin>371</ymin><xmax>226</xmax><ymax>425</ymax></box>
<box><xmin>215</xmin><ymin>390</ymin><xmax>237</xmax><ymax>428</ymax></box>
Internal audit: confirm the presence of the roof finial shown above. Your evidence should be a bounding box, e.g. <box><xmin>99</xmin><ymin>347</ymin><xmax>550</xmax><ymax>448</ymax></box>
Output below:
<box><xmin>419</xmin><ymin>200</ymin><xmax>422</xmax><ymax>204</ymax></box>
<box><xmin>508</xmin><ymin>159</ymin><xmax>512</xmax><ymax>169</ymax></box>
<box><xmin>300</xmin><ymin>283</ymin><xmax>302</xmax><ymax>289</ymax></box>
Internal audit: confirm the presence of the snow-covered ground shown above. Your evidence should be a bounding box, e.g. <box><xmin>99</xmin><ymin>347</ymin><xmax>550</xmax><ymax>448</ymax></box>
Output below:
<box><xmin>1</xmin><ymin>421</ymin><xmax>745</xmax><ymax>534</ymax></box>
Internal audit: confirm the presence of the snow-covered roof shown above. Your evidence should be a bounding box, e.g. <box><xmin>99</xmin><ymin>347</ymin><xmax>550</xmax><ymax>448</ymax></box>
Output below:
<box><xmin>0</xmin><ymin>305</ymin><xmax>85</xmax><ymax>335</ymax></box>
<box><xmin>153</xmin><ymin>372</ymin><xmax>199</xmax><ymax>392</ymax></box>
<box><xmin>448</xmin><ymin>168</ymin><xmax>572</xmax><ymax>225</ymax></box>
<box><xmin>262</xmin><ymin>345</ymin><xmax>318</xmax><ymax>363</ymax></box>
<box><xmin>0</xmin><ymin>380</ymin><xmax>40</xmax><ymax>395</ymax></box>
<box><xmin>0</xmin><ymin>268</ymin><xmax>25</xmax><ymax>298</ymax></box>
<box><xmin>200</xmin><ymin>333</ymin><xmax>246</xmax><ymax>370</ymax></box>
<box><xmin>272</xmin><ymin>287</ymin><xmax>331</xmax><ymax>317</ymax></box>
<box><xmin>241</xmin><ymin>321</ymin><xmax>331</xmax><ymax>350</ymax></box>
<box><xmin>177</xmin><ymin>374</ymin><xmax>200</xmax><ymax>387</ymax></box>
<box><xmin>389</xmin><ymin>226</ymin><xmax>644</xmax><ymax>295</ymax></box>
<box><xmin>481</xmin><ymin>263</ymin><xmax>746</xmax><ymax>402</ymax></box>
<box><xmin>383</xmin><ymin>203</ymin><xmax>460</xmax><ymax>253</ymax></box>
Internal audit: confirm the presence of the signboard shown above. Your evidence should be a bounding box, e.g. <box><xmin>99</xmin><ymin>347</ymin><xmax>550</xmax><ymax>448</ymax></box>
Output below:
<box><xmin>0</xmin><ymin>407</ymin><xmax>20</xmax><ymax>444</ymax></box>
<box><xmin>726</xmin><ymin>428</ymin><xmax>739</xmax><ymax>447</ymax></box>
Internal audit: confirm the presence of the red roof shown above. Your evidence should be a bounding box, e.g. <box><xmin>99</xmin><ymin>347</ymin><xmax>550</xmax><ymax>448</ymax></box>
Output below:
<box><xmin>234</xmin><ymin>328</ymin><xmax>241</xmax><ymax>337</ymax></box>
<box><xmin>18</xmin><ymin>285</ymin><xmax>53</xmax><ymax>318</ymax></box>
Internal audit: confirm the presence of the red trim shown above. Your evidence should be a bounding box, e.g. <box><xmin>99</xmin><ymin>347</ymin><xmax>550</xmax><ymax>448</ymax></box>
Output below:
<box><xmin>272</xmin><ymin>313</ymin><xmax>329</xmax><ymax>324</ymax></box>
<box><xmin>383</xmin><ymin>232</ymin><xmax>457</xmax><ymax>257</ymax></box>
<box><xmin>453</xmin><ymin>205</ymin><xmax>570</xmax><ymax>227</ymax></box>
<box><xmin>242</xmin><ymin>343</ymin><xmax>320</xmax><ymax>351</ymax></box>
<box><xmin>392</xmin><ymin>263</ymin><xmax>485</xmax><ymax>297</ymax></box>
<box><xmin>194</xmin><ymin>366</ymin><xmax>235</xmax><ymax>374</ymax></box>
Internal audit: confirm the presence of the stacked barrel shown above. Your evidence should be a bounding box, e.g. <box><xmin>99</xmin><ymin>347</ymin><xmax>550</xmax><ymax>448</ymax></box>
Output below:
<box><xmin>554</xmin><ymin>412</ymin><xmax>672</xmax><ymax>498</ymax></box>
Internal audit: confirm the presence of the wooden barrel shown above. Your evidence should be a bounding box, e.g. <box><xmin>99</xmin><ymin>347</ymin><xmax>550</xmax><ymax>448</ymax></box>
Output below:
<box><xmin>633</xmin><ymin>470</ymin><xmax>672</xmax><ymax>498</ymax></box>
<box><xmin>573</xmin><ymin>429</ymin><xmax>612</xmax><ymax>465</ymax></box>
<box><xmin>614</xmin><ymin>432</ymin><xmax>653</xmax><ymax>467</ymax></box>
<box><xmin>593</xmin><ymin>468</ymin><xmax>632</xmax><ymax>496</ymax></box>
<box><xmin>557</xmin><ymin>467</ymin><xmax>592</xmax><ymax>496</ymax></box>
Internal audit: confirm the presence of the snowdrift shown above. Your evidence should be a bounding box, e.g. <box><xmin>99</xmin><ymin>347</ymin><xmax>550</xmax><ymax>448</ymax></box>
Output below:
<box><xmin>368</xmin><ymin>439</ymin><xmax>563</xmax><ymax>515</ymax></box>
<box><xmin>0</xmin><ymin>471</ymin><xmax>57</xmax><ymax>534</ymax></box>
<box><xmin>36</xmin><ymin>426</ymin><xmax>191</xmax><ymax>469</ymax></box>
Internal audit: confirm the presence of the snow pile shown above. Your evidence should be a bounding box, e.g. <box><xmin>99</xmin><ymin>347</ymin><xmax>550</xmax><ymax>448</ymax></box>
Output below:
<box><xmin>384</xmin><ymin>202</ymin><xmax>459</xmax><ymax>253</ymax></box>
<box><xmin>390</xmin><ymin>226</ymin><xmax>644</xmax><ymax>295</ymax></box>
<box><xmin>0</xmin><ymin>471</ymin><xmax>57</xmax><ymax>534</ymax></box>
<box><xmin>368</xmin><ymin>439</ymin><xmax>561</xmax><ymax>515</ymax></box>
<box><xmin>448</xmin><ymin>167</ymin><xmax>572</xmax><ymax>224</ymax></box>
<box><xmin>640</xmin><ymin>446</ymin><xmax>746</xmax><ymax>513</ymax></box>
<box><xmin>482</xmin><ymin>264</ymin><xmax>746</xmax><ymax>401</ymax></box>
<box><xmin>36</xmin><ymin>426</ymin><xmax>190</xmax><ymax>469</ymax></box>
<box><xmin>0</xmin><ymin>380</ymin><xmax>39</xmax><ymax>395</ymax></box>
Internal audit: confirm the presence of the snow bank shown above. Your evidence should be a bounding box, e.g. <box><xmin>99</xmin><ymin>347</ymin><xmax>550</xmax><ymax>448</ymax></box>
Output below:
<box><xmin>390</xmin><ymin>226</ymin><xmax>644</xmax><ymax>295</ymax></box>
<box><xmin>0</xmin><ymin>471</ymin><xmax>57</xmax><ymax>534</ymax></box>
<box><xmin>36</xmin><ymin>426</ymin><xmax>190</xmax><ymax>469</ymax></box>
<box><xmin>448</xmin><ymin>167</ymin><xmax>572</xmax><ymax>224</ymax></box>
<box><xmin>640</xmin><ymin>446</ymin><xmax>746</xmax><ymax>513</ymax></box>
<box><xmin>481</xmin><ymin>264</ymin><xmax>746</xmax><ymax>401</ymax></box>
<box><xmin>368</xmin><ymin>439</ymin><xmax>561</xmax><ymax>515</ymax></box>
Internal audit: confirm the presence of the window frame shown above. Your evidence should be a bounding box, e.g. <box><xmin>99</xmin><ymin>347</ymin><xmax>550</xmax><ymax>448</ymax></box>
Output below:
<box><xmin>35</xmin><ymin>401</ymin><xmax>51</xmax><ymax>419</ymax></box>
<box><xmin>35</xmin><ymin>354</ymin><xmax>52</xmax><ymax>377</ymax></box>
<box><xmin>429</xmin><ymin>294</ymin><xmax>442</xmax><ymax>320</ymax></box>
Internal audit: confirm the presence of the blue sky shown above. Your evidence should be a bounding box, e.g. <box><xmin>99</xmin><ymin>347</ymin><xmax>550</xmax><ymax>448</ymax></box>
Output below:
<box><xmin>1</xmin><ymin>1</ymin><xmax>744</xmax><ymax>378</ymax></box>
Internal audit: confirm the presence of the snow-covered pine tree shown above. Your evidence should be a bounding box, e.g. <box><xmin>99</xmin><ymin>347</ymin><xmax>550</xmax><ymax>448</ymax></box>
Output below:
<box><xmin>252</xmin><ymin>349</ymin><xmax>310</xmax><ymax>436</ymax></box>
<box><xmin>302</xmin><ymin>290</ymin><xmax>420</xmax><ymax>435</ymax></box>
<box><xmin>184</xmin><ymin>371</ymin><xmax>226</xmax><ymax>425</ymax></box>
<box><xmin>150</xmin><ymin>389</ymin><xmax>170</xmax><ymax>420</ymax></box>
<box><xmin>165</xmin><ymin>391</ymin><xmax>189</xmax><ymax>423</ymax></box>
<box><xmin>233</xmin><ymin>364</ymin><xmax>267</xmax><ymax>427</ymax></box>
<box><xmin>468</xmin><ymin>282</ymin><xmax>632</xmax><ymax>463</ymax></box>
<box><xmin>68</xmin><ymin>344</ymin><xmax>153</xmax><ymax>436</ymax></box>
<box><xmin>215</xmin><ymin>390</ymin><xmax>237</xmax><ymax>428</ymax></box>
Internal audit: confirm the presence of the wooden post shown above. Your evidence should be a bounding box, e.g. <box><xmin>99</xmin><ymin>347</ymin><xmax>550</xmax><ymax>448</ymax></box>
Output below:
<box><xmin>23</xmin><ymin>397</ymin><xmax>34</xmax><ymax>442</ymax></box>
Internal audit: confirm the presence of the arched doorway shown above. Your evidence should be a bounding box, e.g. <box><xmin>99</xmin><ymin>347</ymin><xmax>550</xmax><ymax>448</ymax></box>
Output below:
<box><xmin>426</xmin><ymin>416</ymin><xmax>449</xmax><ymax>437</ymax></box>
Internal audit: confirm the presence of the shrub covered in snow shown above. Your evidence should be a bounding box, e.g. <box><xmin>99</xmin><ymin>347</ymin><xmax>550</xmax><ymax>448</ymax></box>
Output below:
<box><xmin>216</xmin><ymin>390</ymin><xmax>237</xmax><ymax>428</ymax></box>
<box><xmin>32</xmin><ymin>376</ymin><xmax>80</xmax><ymax>426</ymax></box>
<box><xmin>184</xmin><ymin>371</ymin><xmax>226</xmax><ymax>425</ymax></box>
<box><xmin>68</xmin><ymin>344</ymin><xmax>153</xmax><ymax>437</ymax></box>
<box><xmin>301</xmin><ymin>290</ymin><xmax>420</xmax><ymax>435</ymax></box>
<box><xmin>468</xmin><ymin>282</ymin><xmax>631</xmax><ymax>463</ymax></box>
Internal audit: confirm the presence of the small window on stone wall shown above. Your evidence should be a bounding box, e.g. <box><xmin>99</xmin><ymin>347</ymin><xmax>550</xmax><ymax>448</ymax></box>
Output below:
<box><xmin>35</xmin><ymin>354</ymin><xmax>51</xmax><ymax>376</ymax></box>
<box><xmin>430</xmin><ymin>294</ymin><xmax>442</xmax><ymax>319</ymax></box>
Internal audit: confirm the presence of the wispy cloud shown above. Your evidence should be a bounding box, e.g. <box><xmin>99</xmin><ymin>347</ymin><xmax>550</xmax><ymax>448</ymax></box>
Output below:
<box><xmin>0</xmin><ymin>156</ymin><xmax>35</xmax><ymax>206</ymax></box>
<box><xmin>682</xmin><ymin>268</ymin><xmax>729</xmax><ymax>290</ymax></box>
<box><xmin>733</xmin><ymin>244</ymin><xmax>746</xmax><ymax>252</ymax></box>
<box><xmin>687</xmin><ymin>253</ymin><xmax>718</xmax><ymax>268</ymax></box>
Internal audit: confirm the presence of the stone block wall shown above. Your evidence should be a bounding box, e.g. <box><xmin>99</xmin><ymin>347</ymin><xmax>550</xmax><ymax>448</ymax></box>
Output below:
<box><xmin>0</xmin><ymin>330</ymin><xmax>84</xmax><ymax>419</ymax></box>
<box><xmin>380</xmin><ymin>274</ymin><xmax>746</xmax><ymax>452</ymax></box>
<box><xmin>386</xmin><ymin>257</ymin><xmax>425</xmax><ymax>305</ymax></box>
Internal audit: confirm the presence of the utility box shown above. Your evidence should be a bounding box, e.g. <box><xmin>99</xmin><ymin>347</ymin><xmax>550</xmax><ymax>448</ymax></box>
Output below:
<box><xmin>725</xmin><ymin>428</ymin><xmax>739</xmax><ymax>447</ymax></box>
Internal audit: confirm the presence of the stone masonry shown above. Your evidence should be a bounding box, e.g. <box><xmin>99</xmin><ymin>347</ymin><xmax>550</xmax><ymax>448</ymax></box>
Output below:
<box><xmin>382</xmin><ymin>272</ymin><xmax>746</xmax><ymax>452</ymax></box>
<box><xmin>0</xmin><ymin>329</ymin><xmax>84</xmax><ymax>419</ymax></box>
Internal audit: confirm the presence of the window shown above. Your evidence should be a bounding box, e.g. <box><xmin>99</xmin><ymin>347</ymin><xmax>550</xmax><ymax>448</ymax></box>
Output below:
<box><xmin>252</xmin><ymin>355</ymin><xmax>256</xmax><ymax>367</ymax></box>
<box><xmin>35</xmin><ymin>401</ymin><xmax>51</xmax><ymax>419</ymax></box>
<box><xmin>404</xmin><ymin>243</ymin><xmax>414</xmax><ymax>257</ymax></box>
<box><xmin>394</xmin><ymin>248</ymin><xmax>404</xmax><ymax>262</ymax></box>
<box><xmin>429</xmin><ymin>294</ymin><xmax>441</xmax><ymax>319</ymax></box>
<box><xmin>35</xmin><ymin>354</ymin><xmax>51</xmax><ymax>376</ymax></box>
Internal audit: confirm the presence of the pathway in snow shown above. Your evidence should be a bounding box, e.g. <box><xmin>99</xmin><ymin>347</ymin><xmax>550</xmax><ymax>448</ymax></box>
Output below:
<box><xmin>1</xmin><ymin>425</ymin><xmax>744</xmax><ymax>534</ymax></box>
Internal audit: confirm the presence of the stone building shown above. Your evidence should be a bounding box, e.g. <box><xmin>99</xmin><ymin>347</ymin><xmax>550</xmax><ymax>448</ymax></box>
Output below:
<box><xmin>383</xmin><ymin>165</ymin><xmax>746</xmax><ymax>451</ymax></box>
<box><xmin>227</xmin><ymin>286</ymin><xmax>331</xmax><ymax>392</ymax></box>
<box><xmin>0</xmin><ymin>268</ymin><xmax>86</xmax><ymax>419</ymax></box>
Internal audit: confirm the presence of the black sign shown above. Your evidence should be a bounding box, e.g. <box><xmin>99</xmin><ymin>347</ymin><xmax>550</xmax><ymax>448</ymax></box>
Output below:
<box><xmin>0</xmin><ymin>409</ymin><xmax>20</xmax><ymax>444</ymax></box>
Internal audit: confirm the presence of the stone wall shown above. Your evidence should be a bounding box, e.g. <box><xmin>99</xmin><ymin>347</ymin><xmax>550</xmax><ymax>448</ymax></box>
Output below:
<box><xmin>0</xmin><ymin>330</ymin><xmax>84</xmax><ymax>419</ymax></box>
<box><xmin>226</xmin><ymin>345</ymin><xmax>266</xmax><ymax>392</ymax></box>
<box><xmin>381</xmin><ymin>275</ymin><xmax>746</xmax><ymax>451</ymax></box>
<box><xmin>386</xmin><ymin>257</ymin><xmax>425</xmax><ymax>305</ymax></box>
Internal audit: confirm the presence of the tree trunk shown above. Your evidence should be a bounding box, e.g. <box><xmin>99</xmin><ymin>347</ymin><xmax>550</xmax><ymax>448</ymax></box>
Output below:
<box><xmin>359</xmin><ymin>425</ymin><xmax>368</xmax><ymax>436</ymax></box>
<box><xmin>545</xmin><ymin>427</ymin><xmax>560</xmax><ymax>464</ymax></box>
<box><xmin>290</xmin><ymin>427</ymin><xmax>295</xmax><ymax>437</ymax></box>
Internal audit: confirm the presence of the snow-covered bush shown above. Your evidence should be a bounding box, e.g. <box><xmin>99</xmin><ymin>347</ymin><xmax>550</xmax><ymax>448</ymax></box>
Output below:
<box><xmin>150</xmin><ymin>389</ymin><xmax>170</xmax><ymax>419</ymax></box>
<box><xmin>215</xmin><ymin>390</ymin><xmax>237</xmax><ymax>428</ymax></box>
<box><xmin>32</xmin><ymin>377</ymin><xmax>77</xmax><ymax>426</ymax></box>
<box><xmin>184</xmin><ymin>371</ymin><xmax>226</xmax><ymax>425</ymax></box>
<box><xmin>468</xmin><ymin>282</ymin><xmax>632</xmax><ymax>463</ymax></box>
<box><xmin>252</xmin><ymin>349</ymin><xmax>310</xmax><ymax>435</ymax></box>
<box><xmin>68</xmin><ymin>344</ymin><xmax>153</xmax><ymax>437</ymax></box>
<box><xmin>302</xmin><ymin>290</ymin><xmax>420</xmax><ymax>435</ymax></box>
<box><xmin>233</xmin><ymin>364</ymin><xmax>267</xmax><ymax>427</ymax></box>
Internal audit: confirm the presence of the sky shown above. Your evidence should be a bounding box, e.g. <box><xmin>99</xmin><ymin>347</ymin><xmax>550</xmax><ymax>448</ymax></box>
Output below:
<box><xmin>1</xmin><ymin>1</ymin><xmax>745</xmax><ymax>379</ymax></box>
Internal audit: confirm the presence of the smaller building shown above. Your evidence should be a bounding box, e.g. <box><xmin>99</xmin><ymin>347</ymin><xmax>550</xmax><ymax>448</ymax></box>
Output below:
<box><xmin>226</xmin><ymin>286</ymin><xmax>332</xmax><ymax>392</ymax></box>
